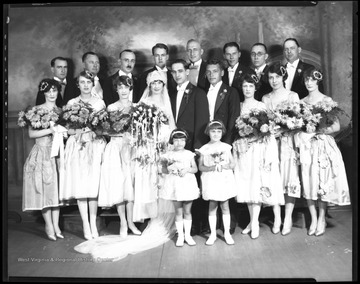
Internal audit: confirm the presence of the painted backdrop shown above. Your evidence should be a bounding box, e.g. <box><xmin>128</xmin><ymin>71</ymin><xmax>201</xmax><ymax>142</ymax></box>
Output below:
<box><xmin>8</xmin><ymin>2</ymin><xmax>353</xmax><ymax>118</ymax></box>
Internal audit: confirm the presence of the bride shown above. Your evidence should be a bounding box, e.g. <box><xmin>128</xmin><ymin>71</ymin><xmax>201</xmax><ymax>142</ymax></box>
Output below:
<box><xmin>74</xmin><ymin>70</ymin><xmax>177</xmax><ymax>262</ymax></box>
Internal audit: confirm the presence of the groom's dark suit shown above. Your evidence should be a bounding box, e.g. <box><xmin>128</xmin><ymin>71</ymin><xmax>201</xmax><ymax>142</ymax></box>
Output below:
<box><xmin>169</xmin><ymin>82</ymin><xmax>209</xmax><ymax>151</ymax></box>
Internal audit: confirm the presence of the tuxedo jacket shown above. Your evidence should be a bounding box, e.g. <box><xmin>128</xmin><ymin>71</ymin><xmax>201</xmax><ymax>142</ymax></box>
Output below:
<box><xmin>288</xmin><ymin>60</ymin><xmax>324</xmax><ymax>99</ymax></box>
<box><xmin>211</xmin><ymin>83</ymin><xmax>240</xmax><ymax>145</ymax></box>
<box><xmin>138</xmin><ymin>66</ymin><xmax>176</xmax><ymax>98</ymax></box>
<box><xmin>197</xmin><ymin>60</ymin><xmax>210</xmax><ymax>93</ymax></box>
<box><xmin>102</xmin><ymin>71</ymin><xmax>140</xmax><ymax>106</ymax></box>
<box><xmin>254</xmin><ymin>64</ymin><xmax>272</xmax><ymax>101</ymax></box>
<box><xmin>35</xmin><ymin>78</ymin><xmax>77</xmax><ymax>107</ymax></box>
<box><xmin>170</xmin><ymin>82</ymin><xmax>210</xmax><ymax>151</ymax></box>
<box><xmin>222</xmin><ymin>64</ymin><xmax>255</xmax><ymax>102</ymax></box>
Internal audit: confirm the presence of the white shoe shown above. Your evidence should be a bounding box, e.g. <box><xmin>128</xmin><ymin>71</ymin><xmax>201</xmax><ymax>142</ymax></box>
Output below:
<box><xmin>205</xmin><ymin>234</ymin><xmax>217</xmax><ymax>246</ymax></box>
<box><xmin>185</xmin><ymin>235</ymin><xmax>196</xmax><ymax>246</ymax></box>
<box><xmin>176</xmin><ymin>235</ymin><xmax>184</xmax><ymax>247</ymax></box>
<box><xmin>241</xmin><ymin>224</ymin><xmax>251</xmax><ymax>235</ymax></box>
<box><xmin>224</xmin><ymin>233</ymin><xmax>235</xmax><ymax>245</ymax></box>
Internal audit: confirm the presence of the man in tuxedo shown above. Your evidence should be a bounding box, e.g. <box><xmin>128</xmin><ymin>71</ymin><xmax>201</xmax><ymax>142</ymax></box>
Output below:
<box><xmin>283</xmin><ymin>38</ymin><xmax>322</xmax><ymax>99</ymax></box>
<box><xmin>138</xmin><ymin>43</ymin><xmax>176</xmax><ymax>97</ymax></box>
<box><xmin>170</xmin><ymin>59</ymin><xmax>209</xmax><ymax>151</ymax></box>
<box><xmin>103</xmin><ymin>49</ymin><xmax>140</xmax><ymax>106</ymax></box>
<box><xmin>222</xmin><ymin>42</ymin><xmax>255</xmax><ymax>102</ymax></box>
<box><xmin>205</xmin><ymin>58</ymin><xmax>240</xmax><ymax>145</ymax></box>
<box><xmin>74</xmin><ymin>52</ymin><xmax>105</xmax><ymax>100</ymax></box>
<box><xmin>186</xmin><ymin>39</ymin><xmax>210</xmax><ymax>92</ymax></box>
<box><xmin>35</xmin><ymin>56</ymin><xmax>77</xmax><ymax>107</ymax></box>
<box><xmin>251</xmin><ymin>43</ymin><xmax>272</xmax><ymax>101</ymax></box>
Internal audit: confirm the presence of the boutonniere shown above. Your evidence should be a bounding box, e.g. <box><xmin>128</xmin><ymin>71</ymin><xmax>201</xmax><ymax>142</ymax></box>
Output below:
<box><xmin>184</xmin><ymin>89</ymin><xmax>190</xmax><ymax>104</ymax></box>
<box><xmin>297</xmin><ymin>68</ymin><xmax>302</xmax><ymax>74</ymax></box>
<box><xmin>219</xmin><ymin>89</ymin><xmax>227</xmax><ymax>101</ymax></box>
<box><xmin>238</xmin><ymin>70</ymin><xmax>243</xmax><ymax>76</ymax></box>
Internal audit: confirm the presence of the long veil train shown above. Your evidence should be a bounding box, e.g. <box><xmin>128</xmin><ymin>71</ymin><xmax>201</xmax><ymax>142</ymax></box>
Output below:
<box><xmin>74</xmin><ymin>198</ymin><xmax>176</xmax><ymax>262</ymax></box>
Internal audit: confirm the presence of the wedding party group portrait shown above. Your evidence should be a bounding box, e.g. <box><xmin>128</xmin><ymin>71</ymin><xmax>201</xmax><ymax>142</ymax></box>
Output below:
<box><xmin>4</xmin><ymin>1</ymin><xmax>357</xmax><ymax>282</ymax></box>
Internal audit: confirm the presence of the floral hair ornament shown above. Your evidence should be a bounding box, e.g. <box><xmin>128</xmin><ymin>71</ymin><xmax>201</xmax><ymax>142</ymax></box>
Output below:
<box><xmin>85</xmin><ymin>70</ymin><xmax>94</xmax><ymax>79</ymax></box>
<box><xmin>171</xmin><ymin>130</ymin><xmax>188</xmax><ymax>139</ymax></box>
<box><xmin>39</xmin><ymin>81</ymin><xmax>49</xmax><ymax>92</ymax></box>
<box><xmin>280</xmin><ymin>66</ymin><xmax>287</xmax><ymax>77</ymax></box>
<box><xmin>251</xmin><ymin>74</ymin><xmax>259</xmax><ymax>84</ymax></box>
<box><xmin>313</xmin><ymin>70</ymin><xmax>323</xmax><ymax>81</ymax></box>
<box><xmin>125</xmin><ymin>76</ymin><xmax>133</xmax><ymax>87</ymax></box>
<box><xmin>146</xmin><ymin>70</ymin><xmax>167</xmax><ymax>86</ymax></box>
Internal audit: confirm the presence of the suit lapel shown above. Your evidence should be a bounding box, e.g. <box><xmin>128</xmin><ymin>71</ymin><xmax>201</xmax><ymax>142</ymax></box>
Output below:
<box><xmin>177</xmin><ymin>83</ymin><xmax>193</xmax><ymax>121</ymax></box>
<box><xmin>292</xmin><ymin>61</ymin><xmax>304</xmax><ymax>87</ymax></box>
<box><xmin>214</xmin><ymin>83</ymin><xmax>226</xmax><ymax>114</ymax></box>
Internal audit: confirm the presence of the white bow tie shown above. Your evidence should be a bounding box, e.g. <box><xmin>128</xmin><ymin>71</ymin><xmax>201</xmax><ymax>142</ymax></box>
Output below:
<box><xmin>228</xmin><ymin>68</ymin><xmax>235</xmax><ymax>73</ymax></box>
<box><xmin>177</xmin><ymin>85</ymin><xmax>186</xmax><ymax>92</ymax></box>
<box><xmin>287</xmin><ymin>63</ymin><xmax>296</xmax><ymax>68</ymax></box>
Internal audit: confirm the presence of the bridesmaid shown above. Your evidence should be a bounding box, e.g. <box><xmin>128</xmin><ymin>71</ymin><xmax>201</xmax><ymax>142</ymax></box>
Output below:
<box><xmin>233</xmin><ymin>73</ymin><xmax>284</xmax><ymax>239</ymax></box>
<box><xmin>97</xmin><ymin>76</ymin><xmax>141</xmax><ymax>237</ymax></box>
<box><xmin>22</xmin><ymin>79</ymin><xmax>64</xmax><ymax>241</ymax></box>
<box><xmin>297</xmin><ymin>68</ymin><xmax>351</xmax><ymax>236</ymax></box>
<box><xmin>262</xmin><ymin>62</ymin><xmax>300</xmax><ymax>236</ymax></box>
<box><xmin>60</xmin><ymin>70</ymin><xmax>107</xmax><ymax>240</ymax></box>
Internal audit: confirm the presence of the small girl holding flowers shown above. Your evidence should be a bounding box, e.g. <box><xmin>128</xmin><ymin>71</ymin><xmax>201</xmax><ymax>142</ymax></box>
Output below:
<box><xmin>60</xmin><ymin>70</ymin><xmax>107</xmax><ymax>240</ymax></box>
<box><xmin>197</xmin><ymin>120</ymin><xmax>237</xmax><ymax>245</ymax></box>
<box><xmin>297</xmin><ymin>68</ymin><xmax>351</xmax><ymax>237</ymax></box>
<box><xmin>158</xmin><ymin>129</ymin><xmax>200</xmax><ymax>247</ymax></box>
<box><xmin>19</xmin><ymin>78</ymin><xmax>66</xmax><ymax>241</ymax></box>
<box><xmin>233</xmin><ymin>74</ymin><xmax>284</xmax><ymax>239</ymax></box>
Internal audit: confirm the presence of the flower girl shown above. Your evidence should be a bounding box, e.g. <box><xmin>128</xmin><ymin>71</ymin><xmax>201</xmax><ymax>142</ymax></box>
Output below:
<box><xmin>159</xmin><ymin>129</ymin><xmax>200</xmax><ymax>247</ymax></box>
<box><xmin>197</xmin><ymin>120</ymin><xmax>237</xmax><ymax>245</ymax></box>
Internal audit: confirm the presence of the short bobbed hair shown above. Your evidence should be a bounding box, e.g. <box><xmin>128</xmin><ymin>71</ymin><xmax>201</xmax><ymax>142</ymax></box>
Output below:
<box><xmin>204</xmin><ymin>120</ymin><xmax>226</xmax><ymax>136</ymax></box>
<box><xmin>168</xmin><ymin>128</ymin><xmax>189</xmax><ymax>144</ymax></box>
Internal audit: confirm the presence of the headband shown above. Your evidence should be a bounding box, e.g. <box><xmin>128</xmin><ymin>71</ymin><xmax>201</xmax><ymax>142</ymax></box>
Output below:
<box><xmin>209</xmin><ymin>120</ymin><xmax>223</xmax><ymax>127</ymax></box>
<box><xmin>171</xmin><ymin>130</ymin><xmax>188</xmax><ymax>139</ymax></box>
<box><xmin>146</xmin><ymin>70</ymin><xmax>167</xmax><ymax>86</ymax></box>
<box><xmin>39</xmin><ymin>81</ymin><xmax>49</xmax><ymax>92</ymax></box>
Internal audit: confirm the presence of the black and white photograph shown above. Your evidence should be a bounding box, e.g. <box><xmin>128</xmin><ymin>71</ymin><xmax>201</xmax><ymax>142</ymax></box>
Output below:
<box><xmin>3</xmin><ymin>1</ymin><xmax>357</xmax><ymax>282</ymax></box>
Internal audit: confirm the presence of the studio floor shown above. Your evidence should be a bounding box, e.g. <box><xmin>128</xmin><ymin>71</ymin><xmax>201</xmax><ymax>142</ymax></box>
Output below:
<box><xmin>5</xmin><ymin>201</ymin><xmax>355</xmax><ymax>282</ymax></box>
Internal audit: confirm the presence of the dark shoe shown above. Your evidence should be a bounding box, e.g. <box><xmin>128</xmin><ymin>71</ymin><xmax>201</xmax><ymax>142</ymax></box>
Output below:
<box><xmin>230</xmin><ymin>228</ymin><xmax>235</xmax><ymax>235</ymax></box>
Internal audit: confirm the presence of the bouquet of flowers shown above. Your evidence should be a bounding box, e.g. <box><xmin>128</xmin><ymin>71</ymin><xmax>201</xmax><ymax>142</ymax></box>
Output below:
<box><xmin>272</xmin><ymin>101</ymin><xmax>307</xmax><ymax>134</ymax></box>
<box><xmin>159</xmin><ymin>156</ymin><xmax>179</xmax><ymax>175</ymax></box>
<box><xmin>59</xmin><ymin>101</ymin><xmax>94</xmax><ymax>130</ymax></box>
<box><xmin>310</xmin><ymin>99</ymin><xmax>346</xmax><ymax>132</ymax></box>
<box><xmin>235</xmin><ymin>109</ymin><xmax>278</xmax><ymax>140</ymax></box>
<box><xmin>88</xmin><ymin>108</ymin><xmax>109</xmax><ymax>136</ymax></box>
<box><xmin>17</xmin><ymin>105</ymin><xmax>61</xmax><ymax>129</ymax></box>
<box><xmin>105</xmin><ymin>109</ymin><xmax>132</xmax><ymax>135</ymax></box>
<box><xmin>130</xmin><ymin>101</ymin><xmax>169</xmax><ymax>146</ymax></box>
<box><xmin>210</xmin><ymin>151</ymin><xmax>226</xmax><ymax>172</ymax></box>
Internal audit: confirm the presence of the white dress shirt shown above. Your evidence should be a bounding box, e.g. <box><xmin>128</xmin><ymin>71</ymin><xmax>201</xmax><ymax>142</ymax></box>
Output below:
<box><xmin>254</xmin><ymin>64</ymin><xmax>266</xmax><ymax>79</ymax></box>
<box><xmin>118</xmin><ymin>70</ymin><xmax>133</xmax><ymax>102</ymax></box>
<box><xmin>285</xmin><ymin>58</ymin><xmax>299</xmax><ymax>90</ymax></box>
<box><xmin>207</xmin><ymin>81</ymin><xmax>222</xmax><ymax>120</ymax></box>
<box><xmin>228</xmin><ymin>62</ymin><xmax>239</xmax><ymax>86</ymax></box>
<box><xmin>175</xmin><ymin>81</ymin><xmax>189</xmax><ymax>122</ymax></box>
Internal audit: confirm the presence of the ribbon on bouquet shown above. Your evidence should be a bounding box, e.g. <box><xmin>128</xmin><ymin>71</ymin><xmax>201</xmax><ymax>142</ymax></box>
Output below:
<box><xmin>50</xmin><ymin>124</ymin><xmax>68</xmax><ymax>164</ymax></box>
<box><xmin>50</xmin><ymin>123</ymin><xmax>68</xmax><ymax>192</ymax></box>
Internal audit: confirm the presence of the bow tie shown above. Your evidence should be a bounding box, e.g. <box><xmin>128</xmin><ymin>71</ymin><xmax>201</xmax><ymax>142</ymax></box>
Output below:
<box><xmin>189</xmin><ymin>64</ymin><xmax>199</xmax><ymax>70</ymax></box>
<box><xmin>177</xmin><ymin>85</ymin><xmax>186</xmax><ymax>92</ymax></box>
<box><xmin>287</xmin><ymin>63</ymin><xmax>296</xmax><ymax>68</ymax></box>
<box><xmin>228</xmin><ymin>68</ymin><xmax>235</xmax><ymax>73</ymax></box>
